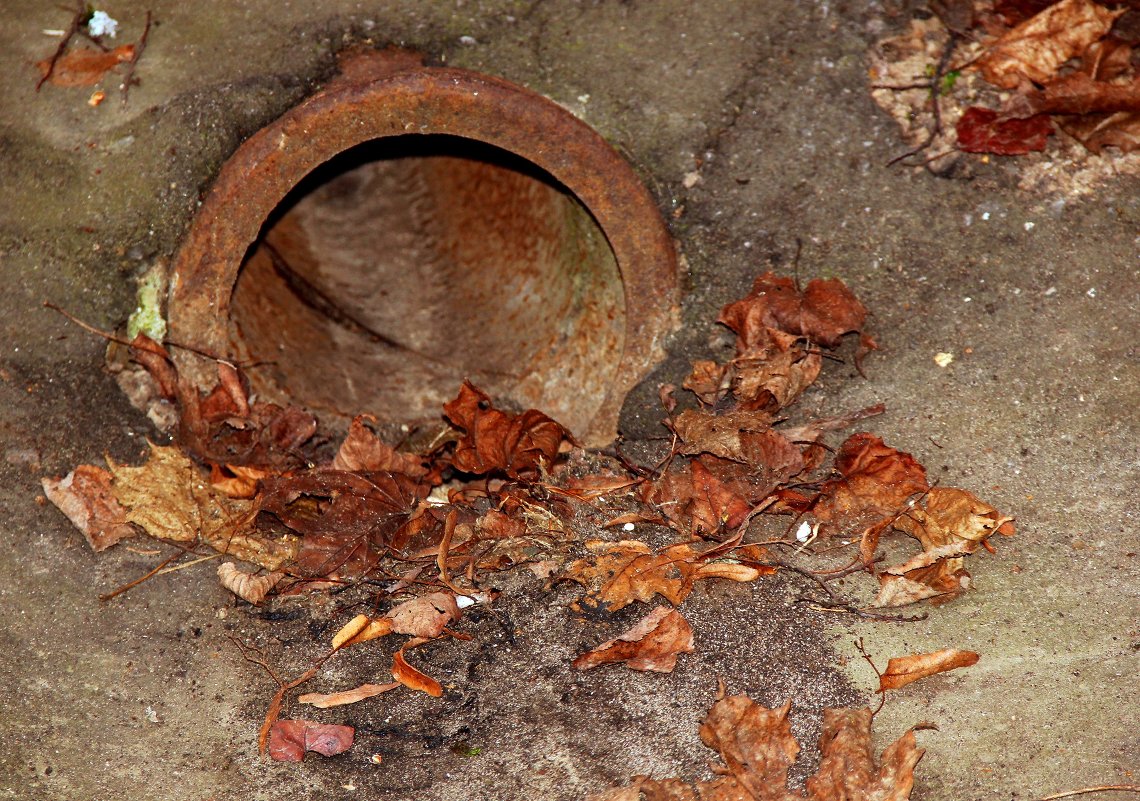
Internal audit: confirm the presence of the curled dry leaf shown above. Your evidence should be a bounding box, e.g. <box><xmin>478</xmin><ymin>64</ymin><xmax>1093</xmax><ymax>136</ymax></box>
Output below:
<box><xmin>572</xmin><ymin>606</ymin><xmax>695</xmax><ymax>673</ymax></box>
<box><xmin>298</xmin><ymin>682</ymin><xmax>400</xmax><ymax>708</ymax></box>
<box><xmin>267</xmin><ymin>719</ymin><xmax>354</xmax><ymax>762</ymax></box>
<box><xmin>392</xmin><ymin>646</ymin><xmax>443</xmax><ymax>697</ymax></box>
<box><xmin>42</xmin><ymin>465</ymin><xmax>134</xmax><ymax>551</ymax></box>
<box><xmin>443</xmin><ymin>380</ymin><xmax>571</xmax><ymax>479</ymax></box>
<box><xmin>217</xmin><ymin>562</ymin><xmax>283</xmax><ymax>604</ymax></box>
<box><xmin>878</xmin><ymin>649</ymin><xmax>980</xmax><ymax>692</ymax></box>
<box><xmin>331</xmin><ymin>414</ymin><xmax>427</xmax><ymax>477</ymax></box>
<box><xmin>331</xmin><ymin>614</ymin><xmax>393</xmax><ymax>649</ymax></box>
<box><xmin>209</xmin><ymin>463</ymin><xmax>273</xmax><ymax>499</ymax></box>
<box><xmin>972</xmin><ymin>0</ymin><xmax>1124</xmax><ymax>89</ymax></box>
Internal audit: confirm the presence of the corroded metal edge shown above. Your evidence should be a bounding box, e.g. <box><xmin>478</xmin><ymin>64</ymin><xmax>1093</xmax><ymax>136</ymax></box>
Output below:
<box><xmin>168</xmin><ymin>49</ymin><xmax>680</xmax><ymax>446</ymax></box>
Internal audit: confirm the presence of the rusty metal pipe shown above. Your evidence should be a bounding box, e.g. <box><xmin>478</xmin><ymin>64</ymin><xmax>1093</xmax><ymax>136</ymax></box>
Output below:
<box><xmin>168</xmin><ymin>50</ymin><xmax>679</xmax><ymax>446</ymax></box>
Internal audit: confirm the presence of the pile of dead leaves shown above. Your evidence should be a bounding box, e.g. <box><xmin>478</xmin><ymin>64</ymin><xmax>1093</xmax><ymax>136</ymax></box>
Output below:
<box><xmin>869</xmin><ymin>0</ymin><xmax>1140</xmax><ymax>180</ymax></box>
<box><xmin>42</xmin><ymin>269</ymin><xmax>1012</xmax><ymax>780</ymax></box>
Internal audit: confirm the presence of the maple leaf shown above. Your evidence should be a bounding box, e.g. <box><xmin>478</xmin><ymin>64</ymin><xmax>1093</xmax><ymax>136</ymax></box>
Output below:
<box><xmin>720</xmin><ymin>271</ymin><xmax>871</xmax><ymax>350</ymax></box>
<box><xmin>331</xmin><ymin>414</ymin><xmax>427</xmax><ymax>477</ymax></box>
<box><xmin>810</xmin><ymin>434</ymin><xmax>929</xmax><ymax>533</ymax></box>
<box><xmin>956</xmin><ymin>106</ymin><xmax>1053</xmax><ymax>154</ymax></box>
<box><xmin>106</xmin><ymin>442</ymin><xmax>297</xmax><ymax>570</ymax></box>
<box><xmin>572</xmin><ymin>606</ymin><xmax>695</xmax><ymax>673</ymax></box>
<box><xmin>36</xmin><ymin>44</ymin><xmax>136</xmax><ymax>87</ymax></box>
<box><xmin>41</xmin><ymin>465</ymin><xmax>135</xmax><ymax>551</ymax></box>
<box><xmin>443</xmin><ymin>380</ymin><xmax>571</xmax><ymax>479</ymax></box>
<box><xmin>647</xmin><ymin>456</ymin><xmax>767</xmax><ymax>536</ymax></box>
<box><xmin>875</xmin><ymin>487</ymin><xmax>1014</xmax><ymax>606</ymax></box>
<box><xmin>600</xmin><ymin>697</ymin><xmax>925</xmax><ymax>801</ymax></box>
<box><xmin>258</xmin><ymin>470</ymin><xmax>430</xmax><ymax>577</ymax></box>
<box><xmin>267</xmin><ymin>719</ymin><xmax>354</xmax><ymax>762</ymax></box>
<box><xmin>972</xmin><ymin>0</ymin><xmax>1124</xmax><ymax>89</ymax></box>
<box><xmin>878</xmin><ymin>648</ymin><xmax>980</xmax><ymax>691</ymax></box>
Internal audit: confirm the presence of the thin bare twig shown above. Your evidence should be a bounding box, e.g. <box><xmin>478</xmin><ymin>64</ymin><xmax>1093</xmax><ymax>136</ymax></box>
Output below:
<box><xmin>1034</xmin><ymin>787</ymin><xmax>1140</xmax><ymax>801</ymax></box>
<box><xmin>120</xmin><ymin>10</ymin><xmax>152</xmax><ymax>105</ymax></box>
<box><xmin>99</xmin><ymin>550</ymin><xmax>183</xmax><ymax>601</ymax></box>
<box><xmin>36</xmin><ymin>2</ymin><xmax>87</xmax><ymax>91</ymax></box>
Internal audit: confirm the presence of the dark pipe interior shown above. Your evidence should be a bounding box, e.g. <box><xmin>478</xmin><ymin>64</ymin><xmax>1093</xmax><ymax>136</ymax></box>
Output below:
<box><xmin>229</xmin><ymin>134</ymin><xmax>625</xmax><ymax>436</ymax></box>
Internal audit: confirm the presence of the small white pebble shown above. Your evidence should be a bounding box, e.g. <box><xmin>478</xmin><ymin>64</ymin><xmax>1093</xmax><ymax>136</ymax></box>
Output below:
<box><xmin>622</xmin><ymin>522</ymin><xmax>636</xmax><ymax>532</ymax></box>
<box><xmin>682</xmin><ymin>171</ymin><xmax>701</xmax><ymax>188</ymax></box>
<box><xmin>577</xmin><ymin>93</ymin><xmax>590</xmax><ymax>104</ymax></box>
<box><xmin>1086</xmin><ymin>287</ymin><xmax>1097</xmax><ymax>298</ymax></box>
<box><xmin>1044</xmin><ymin>286</ymin><xmax>1057</xmax><ymax>296</ymax></box>
<box><xmin>456</xmin><ymin>595</ymin><xmax>477</xmax><ymax>609</ymax></box>
<box><xmin>795</xmin><ymin>521</ymin><xmax>812</xmax><ymax>543</ymax></box>
<box><xmin>963</xmin><ymin>296</ymin><xmax>972</xmax><ymax>303</ymax></box>
<box><xmin>1024</xmin><ymin>221</ymin><xmax>1035</xmax><ymax>231</ymax></box>
<box><xmin>145</xmin><ymin>706</ymin><xmax>159</xmax><ymax>723</ymax></box>
<box><xmin>934</xmin><ymin>352</ymin><xmax>954</xmax><ymax>367</ymax></box>
<box><xmin>981</xmin><ymin>211</ymin><xmax>991</xmax><ymax>221</ymax></box>
<box><xmin>458</xmin><ymin>35</ymin><xmax>478</xmax><ymax>46</ymax></box>
<box><xmin>88</xmin><ymin>10</ymin><xmax>118</xmax><ymax>38</ymax></box>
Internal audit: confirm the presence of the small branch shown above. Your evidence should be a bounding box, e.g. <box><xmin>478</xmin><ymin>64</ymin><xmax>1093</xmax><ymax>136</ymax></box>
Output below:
<box><xmin>43</xmin><ymin>301</ymin><xmax>231</xmax><ymax>364</ymax></box>
<box><xmin>99</xmin><ymin>550</ymin><xmax>183</xmax><ymax>602</ymax></box>
<box><xmin>36</xmin><ymin>2</ymin><xmax>87</xmax><ymax>92</ymax></box>
<box><xmin>797</xmin><ymin>596</ymin><xmax>928</xmax><ymax>623</ymax></box>
<box><xmin>854</xmin><ymin>637</ymin><xmax>887</xmax><ymax>717</ymax></box>
<box><xmin>1034</xmin><ymin>787</ymin><xmax>1140</xmax><ymax>801</ymax></box>
<box><xmin>120</xmin><ymin>10</ymin><xmax>152</xmax><ymax>105</ymax></box>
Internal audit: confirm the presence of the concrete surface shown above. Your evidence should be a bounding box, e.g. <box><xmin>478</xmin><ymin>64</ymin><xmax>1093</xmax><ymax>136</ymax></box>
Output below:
<box><xmin>1</xmin><ymin>2</ymin><xmax>1137</xmax><ymax>800</ymax></box>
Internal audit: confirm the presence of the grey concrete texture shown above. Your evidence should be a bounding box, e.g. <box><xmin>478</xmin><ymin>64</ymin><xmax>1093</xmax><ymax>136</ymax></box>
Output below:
<box><xmin>1</xmin><ymin>2</ymin><xmax>1137</xmax><ymax>800</ymax></box>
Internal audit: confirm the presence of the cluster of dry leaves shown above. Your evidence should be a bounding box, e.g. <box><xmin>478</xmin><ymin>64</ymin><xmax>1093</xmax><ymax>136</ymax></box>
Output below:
<box><xmin>44</xmin><ymin>271</ymin><xmax>1008</xmax><ymax>791</ymax></box>
<box><xmin>870</xmin><ymin>0</ymin><xmax>1140</xmax><ymax>173</ymax></box>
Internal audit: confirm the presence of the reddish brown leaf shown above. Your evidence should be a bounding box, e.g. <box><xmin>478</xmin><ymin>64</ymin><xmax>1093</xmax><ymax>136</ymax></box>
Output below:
<box><xmin>209</xmin><ymin>463</ymin><xmax>272</xmax><ymax>499</ymax></box>
<box><xmin>267</xmin><ymin>719</ymin><xmax>354</xmax><ymax>762</ymax></box>
<box><xmin>682</xmin><ymin>359</ymin><xmax>730</xmax><ymax>405</ymax></box>
<box><xmin>1011</xmin><ymin>73</ymin><xmax>1140</xmax><ymax>117</ymax></box>
<box><xmin>878</xmin><ymin>649</ymin><xmax>980</xmax><ymax>691</ymax></box>
<box><xmin>443</xmin><ymin>380</ymin><xmax>571</xmax><ymax>479</ymax></box>
<box><xmin>572</xmin><ymin>606</ymin><xmax>695</xmax><ymax>673</ymax></box>
<box><xmin>331</xmin><ymin>414</ymin><xmax>427</xmax><ymax>476</ymax></box>
<box><xmin>646</xmin><ymin>457</ymin><xmax>755</xmax><ymax>536</ymax></box>
<box><xmin>128</xmin><ymin>333</ymin><xmax>177</xmax><ymax>400</ymax></box>
<box><xmin>392</xmin><ymin>646</ymin><xmax>443</xmax><ymax>697</ymax></box>
<box><xmin>805</xmin><ymin>707</ymin><xmax>924</xmax><ymax>801</ymax></box>
<box><xmin>956</xmin><ymin>106</ymin><xmax>1053</xmax><ymax>154</ymax></box>
<box><xmin>973</xmin><ymin>0</ymin><xmax>1123</xmax><ymax>89</ymax></box>
<box><xmin>699</xmin><ymin>697</ymin><xmax>799</xmax><ymax>800</ymax></box>
<box><xmin>1058</xmin><ymin>110</ymin><xmax>1140</xmax><ymax>153</ymax></box>
<box><xmin>720</xmin><ymin>271</ymin><xmax>871</xmax><ymax>349</ymax></box>
<box><xmin>41</xmin><ymin>465</ymin><xmax>135</xmax><ymax>551</ymax></box>
<box><xmin>564</xmin><ymin>540</ymin><xmax>697</xmax><ymax>610</ymax></box>
<box><xmin>37</xmin><ymin>44</ymin><xmax>136</xmax><ymax>87</ymax></box>
<box><xmin>811</xmin><ymin>434</ymin><xmax>929</xmax><ymax>532</ymax></box>
<box><xmin>216</xmin><ymin>562</ymin><xmax>282</xmax><ymax>604</ymax></box>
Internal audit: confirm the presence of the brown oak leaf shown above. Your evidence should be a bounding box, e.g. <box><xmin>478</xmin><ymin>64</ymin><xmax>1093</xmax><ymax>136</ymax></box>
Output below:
<box><xmin>41</xmin><ymin>465</ymin><xmax>135</xmax><ymax>551</ymax></box>
<box><xmin>331</xmin><ymin>414</ymin><xmax>427</xmax><ymax>477</ymax></box>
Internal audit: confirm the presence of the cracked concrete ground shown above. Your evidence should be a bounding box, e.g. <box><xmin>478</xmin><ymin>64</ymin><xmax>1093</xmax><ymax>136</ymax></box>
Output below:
<box><xmin>1</xmin><ymin>2</ymin><xmax>1137</xmax><ymax>800</ymax></box>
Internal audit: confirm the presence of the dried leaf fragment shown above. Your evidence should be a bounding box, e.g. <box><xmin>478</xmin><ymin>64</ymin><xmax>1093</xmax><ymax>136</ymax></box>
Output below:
<box><xmin>298</xmin><ymin>682</ymin><xmax>400</xmax><ymax>708</ymax></box>
<box><xmin>956</xmin><ymin>106</ymin><xmax>1053</xmax><ymax>154</ymax></box>
<box><xmin>217</xmin><ymin>562</ymin><xmax>283</xmax><ymax>604</ymax></box>
<box><xmin>878</xmin><ymin>649</ymin><xmax>980</xmax><ymax>691</ymax></box>
<box><xmin>386</xmin><ymin>591</ymin><xmax>461</xmax><ymax>639</ymax></box>
<box><xmin>37</xmin><ymin>44</ymin><xmax>136</xmax><ymax>87</ymax></box>
<box><xmin>572</xmin><ymin>606</ymin><xmax>695</xmax><ymax>673</ymax></box>
<box><xmin>392</xmin><ymin>646</ymin><xmax>443</xmax><ymax>697</ymax></box>
<box><xmin>972</xmin><ymin>0</ymin><xmax>1124</xmax><ymax>89</ymax></box>
<box><xmin>332</xmin><ymin>614</ymin><xmax>394</xmax><ymax>649</ymax></box>
<box><xmin>332</xmin><ymin>414</ymin><xmax>427</xmax><ymax>476</ymax></box>
<box><xmin>267</xmin><ymin>719</ymin><xmax>354</xmax><ymax>762</ymax></box>
<box><xmin>42</xmin><ymin>465</ymin><xmax>134</xmax><ymax>551</ymax></box>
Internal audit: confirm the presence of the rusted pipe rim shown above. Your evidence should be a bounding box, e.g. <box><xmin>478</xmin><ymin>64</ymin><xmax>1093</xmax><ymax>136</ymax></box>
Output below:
<box><xmin>168</xmin><ymin>50</ymin><xmax>679</xmax><ymax>446</ymax></box>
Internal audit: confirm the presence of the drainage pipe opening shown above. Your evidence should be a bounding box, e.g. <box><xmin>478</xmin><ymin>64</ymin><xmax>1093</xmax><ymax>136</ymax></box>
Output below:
<box><xmin>168</xmin><ymin>50</ymin><xmax>679</xmax><ymax>446</ymax></box>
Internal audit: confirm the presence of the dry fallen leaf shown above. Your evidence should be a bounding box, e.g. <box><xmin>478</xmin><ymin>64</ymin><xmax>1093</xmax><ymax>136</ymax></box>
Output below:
<box><xmin>37</xmin><ymin>44</ymin><xmax>136</xmax><ymax>87</ymax></box>
<box><xmin>41</xmin><ymin>465</ymin><xmax>134</xmax><ymax>551</ymax></box>
<box><xmin>972</xmin><ymin>0</ymin><xmax>1124</xmax><ymax>89</ymax></box>
<box><xmin>392</xmin><ymin>645</ymin><xmax>443</xmax><ymax>697</ymax></box>
<box><xmin>878</xmin><ymin>649</ymin><xmax>980</xmax><ymax>692</ymax></box>
<box><xmin>332</xmin><ymin>414</ymin><xmax>427</xmax><ymax>477</ymax></box>
<box><xmin>810</xmin><ymin>433</ymin><xmax>929</xmax><ymax>533</ymax></box>
<box><xmin>720</xmin><ymin>271</ymin><xmax>872</xmax><ymax>349</ymax></box>
<box><xmin>217</xmin><ymin>562</ymin><xmax>283</xmax><ymax>604</ymax></box>
<box><xmin>298</xmin><ymin>682</ymin><xmax>400</xmax><ymax>708</ymax></box>
<box><xmin>267</xmin><ymin>719</ymin><xmax>354</xmax><ymax>762</ymax></box>
<box><xmin>599</xmin><ymin>695</ymin><xmax>925</xmax><ymax>801</ymax></box>
<box><xmin>572</xmin><ymin>606</ymin><xmax>695</xmax><ymax>673</ymax></box>
<box><xmin>386</xmin><ymin>591</ymin><xmax>461</xmax><ymax>638</ymax></box>
<box><xmin>443</xmin><ymin>380</ymin><xmax>571</xmax><ymax>479</ymax></box>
